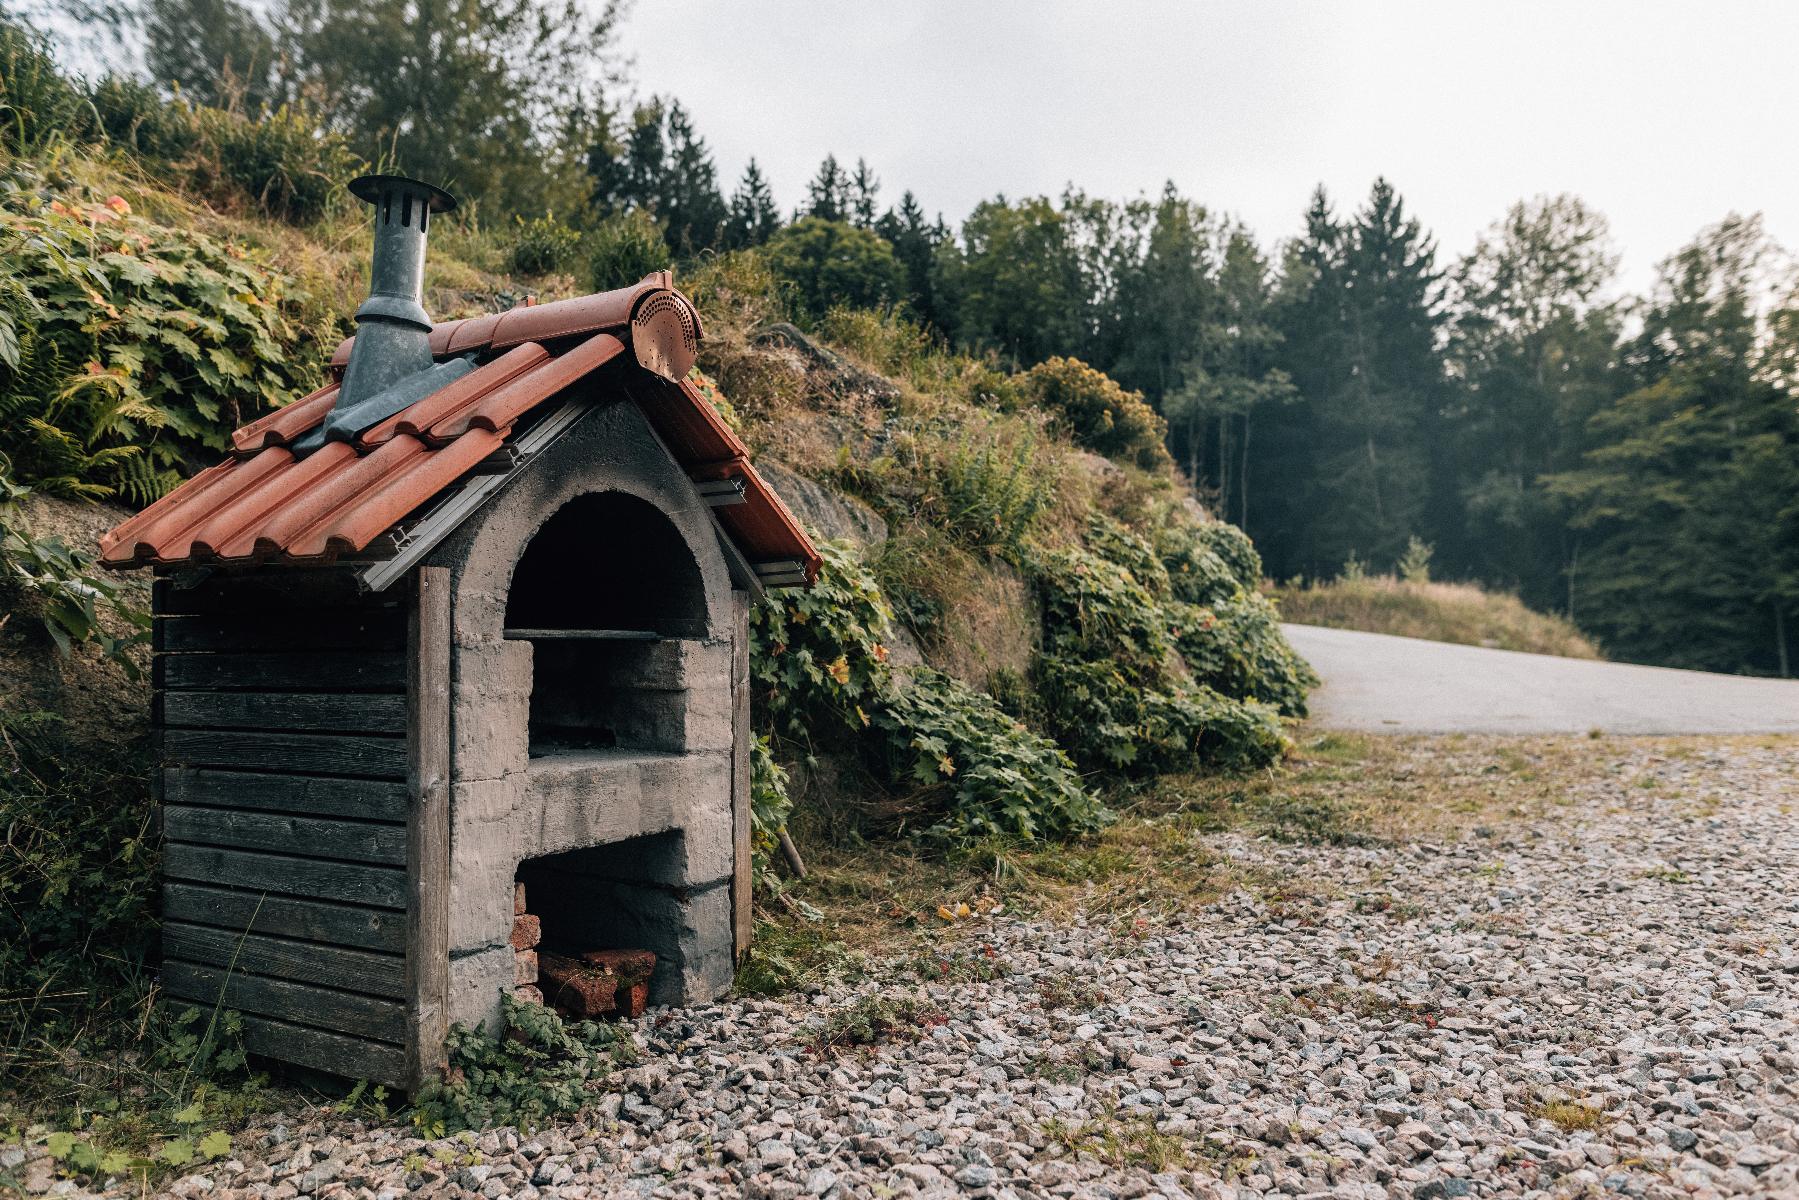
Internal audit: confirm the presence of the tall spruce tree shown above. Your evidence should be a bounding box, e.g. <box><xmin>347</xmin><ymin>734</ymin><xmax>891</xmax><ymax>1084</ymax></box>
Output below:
<box><xmin>657</xmin><ymin>100</ymin><xmax>727</xmax><ymax>254</ymax></box>
<box><xmin>726</xmin><ymin>158</ymin><xmax>781</xmax><ymax>248</ymax></box>
<box><xmin>1546</xmin><ymin>216</ymin><xmax>1799</xmax><ymax>674</ymax></box>
<box><xmin>1445</xmin><ymin>195</ymin><xmax>1620</xmax><ymax>607</ymax></box>
<box><xmin>804</xmin><ymin>154</ymin><xmax>848</xmax><ymax>222</ymax></box>
<box><xmin>848</xmin><ymin>157</ymin><xmax>879</xmax><ymax>228</ymax></box>
<box><xmin>1260</xmin><ymin>180</ymin><xmax>1445</xmax><ymax>576</ymax></box>
<box><xmin>875</xmin><ymin>191</ymin><xmax>948</xmax><ymax>329</ymax></box>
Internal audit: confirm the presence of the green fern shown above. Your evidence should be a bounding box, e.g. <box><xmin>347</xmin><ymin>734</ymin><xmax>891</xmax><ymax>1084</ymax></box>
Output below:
<box><xmin>0</xmin><ymin>161</ymin><xmax>319</xmax><ymax>505</ymax></box>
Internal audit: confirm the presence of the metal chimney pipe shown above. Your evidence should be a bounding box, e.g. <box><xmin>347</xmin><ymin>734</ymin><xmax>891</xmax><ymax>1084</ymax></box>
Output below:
<box><xmin>335</xmin><ymin>174</ymin><xmax>458</xmax><ymax>410</ymax></box>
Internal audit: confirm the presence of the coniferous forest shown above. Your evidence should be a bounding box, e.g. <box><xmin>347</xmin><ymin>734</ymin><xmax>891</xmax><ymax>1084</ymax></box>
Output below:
<box><xmin>24</xmin><ymin>0</ymin><xmax>1799</xmax><ymax>676</ymax></box>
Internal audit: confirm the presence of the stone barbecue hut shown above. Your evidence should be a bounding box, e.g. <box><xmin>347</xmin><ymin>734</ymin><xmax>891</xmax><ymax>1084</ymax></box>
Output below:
<box><xmin>98</xmin><ymin>175</ymin><xmax>819</xmax><ymax>1091</ymax></box>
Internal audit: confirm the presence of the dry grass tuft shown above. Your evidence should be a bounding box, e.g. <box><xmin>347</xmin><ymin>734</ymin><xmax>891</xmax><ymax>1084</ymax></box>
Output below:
<box><xmin>1531</xmin><ymin>1098</ymin><xmax>1609</xmax><ymax>1132</ymax></box>
<box><xmin>1276</xmin><ymin>576</ymin><xmax>1601</xmax><ymax>659</ymax></box>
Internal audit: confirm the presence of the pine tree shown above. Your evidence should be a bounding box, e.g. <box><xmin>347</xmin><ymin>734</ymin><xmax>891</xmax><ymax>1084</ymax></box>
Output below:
<box><xmin>1257</xmin><ymin>181</ymin><xmax>1445</xmax><ymax>577</ymax></box>
<box><xmin>726</xmin><ymin>158</ymin><xmax>781</xmax><ymax>248</ymax></box>
<box><xmin>658</xmin><ymin>100</ymin><xmax>727</xmax><ymax>254</ymax></box>
<box><xmin>804</xmin><ymin>154</ymin><xmax>848</xmax><ymax>222</ymax></box>
<box><xmin>875</xmin><ymin>190</ymin><xmax>948</xmax><ymax>328</ymax></box>
<box><xmin>1546</xmin><ymin>216</ymin><xmax>1799</xmax><ymax>674</ymax></box>
<box><xmin>848</xmin><ymin>158</ymin><xmax>879</xmax><ymax>228</ymax></box>
<box><xmin>1445</xmin><ymin>195</ymin><xmax>1619</xmax><ymax>607</ymax></box>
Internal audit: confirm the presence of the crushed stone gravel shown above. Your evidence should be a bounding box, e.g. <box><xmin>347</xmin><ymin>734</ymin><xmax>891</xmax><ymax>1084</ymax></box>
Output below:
<box><xmin>68</xmin><ymin>741</ymin><xmax>1799</xmax><ymax>1198</ymax></box>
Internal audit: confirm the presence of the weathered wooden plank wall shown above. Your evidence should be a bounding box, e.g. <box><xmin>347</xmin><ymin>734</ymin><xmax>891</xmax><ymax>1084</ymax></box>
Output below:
<box><xmin>155</xmin><ymin>570</ymin><xmax>413</xmax><ymax>1087</ymax></box>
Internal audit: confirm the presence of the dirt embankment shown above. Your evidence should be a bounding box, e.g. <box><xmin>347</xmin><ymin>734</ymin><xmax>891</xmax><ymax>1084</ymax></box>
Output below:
<box><xmin>2</xmin><ymin>494</ymin><xmax>150</xmax><ymax>746</ymax></box>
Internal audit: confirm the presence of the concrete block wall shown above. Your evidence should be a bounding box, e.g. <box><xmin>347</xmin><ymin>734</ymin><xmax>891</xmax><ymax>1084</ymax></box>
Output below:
<box><xmin>426</xmin><ymin>398</ymin><xmax>742</xmax><ymax>1033</ymax></box>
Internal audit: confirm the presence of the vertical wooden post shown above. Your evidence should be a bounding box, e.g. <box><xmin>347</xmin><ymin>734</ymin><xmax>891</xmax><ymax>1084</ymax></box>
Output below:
<box><xmin>405</xmin><ymin>566</ymin><xmax>452</xmax><ymax>1093</ymax></box>
<box><xmin>730</xmin><ymin>588</ymin><xmax>753</xmax><ymax>962</ymax></box>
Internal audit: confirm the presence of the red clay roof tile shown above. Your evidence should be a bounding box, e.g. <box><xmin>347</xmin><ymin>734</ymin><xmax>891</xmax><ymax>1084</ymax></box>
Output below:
<box><xmin>100</xmin><ymin>279</ymin><xmax>818</xmax><ymax>583</ymax></box>
<box><xmin>366</xmin><ymin>342</ymin><xmax>551</xmax><ymax>448</ymax></box>
<box><xmin>287</xmin><ymin>430</ymin><xmax>502</xmax><ymax>560</ymax></box>
<box><xmin>431</xmin><ymin>334</ymin><xmax>623</xmax><ymax>442</ymax></box>
<box><xmin>640</xmin><ymin>377</ymin><xmax>752</xmax><ymax>469</ymax></box>
<box><xmin>107</xmin><ymin>449</ymin><xmax>294</xmax><ymax>565</ymax></box>
<box><xmin>330</xmin><ymin>274</ymin><xmax>677</xmax><ymax>369</ymax></box>
<box><xmin>231</xmin><ymin>383</ymin><xmax>338</xmax><ymax>455</ymax></box>
<box><xmin>714</xmin><ymin>459</ymin><xmax>820</xmax><ymax>582</ymax></box>
<box><xmin>193</xmin><ymin>441</ymin><xmax>359</xmax><ymax>560</ymax></box>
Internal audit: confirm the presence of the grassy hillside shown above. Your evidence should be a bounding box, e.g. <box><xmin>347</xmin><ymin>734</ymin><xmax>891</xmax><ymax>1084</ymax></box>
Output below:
<box><xmin>1277</xmin><ymin>575</ymin><xmax>1601</xmax><ymax>659</ymax></box>
<box><xmin>0</xmin><ymin>33</ymin><xmax>1317</xmax><ymax>1177</ymax></box>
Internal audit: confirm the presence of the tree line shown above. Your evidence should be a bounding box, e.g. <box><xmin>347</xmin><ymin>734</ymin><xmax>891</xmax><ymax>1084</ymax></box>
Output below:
<box><xmin>60</xmin><ymin>0</ymin><xmax>1799</xmax><ymax>676</ymax></box>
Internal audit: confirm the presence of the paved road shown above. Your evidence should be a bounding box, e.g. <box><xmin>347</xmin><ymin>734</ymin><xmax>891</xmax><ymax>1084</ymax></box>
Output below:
<box><xmin>1284</xmin><ymin>622</ymin><xmax>1799</xmax><ymax>734</ymax></box>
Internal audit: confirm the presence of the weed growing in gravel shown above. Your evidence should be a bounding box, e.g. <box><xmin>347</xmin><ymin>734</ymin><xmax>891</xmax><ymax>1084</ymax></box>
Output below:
<box><xmin>1037</xmin><ymin>978</ymin><xmax>1108</xmax><ymax>1011</ymax></box>
<box><xmin>1026</xmin><ymin>1043</ymin><xmax>1112</xmax><ymax>1081</ymax></box>
<box><xmin>1530</xmin><ymin>1098</ymin><xmax>1607</xmax><ymax>1132</ymax></box>
<box><xmin>1352</xmin><ymin>893</ymin><xmax>1428</xmax><ymax>920</ymax></box>
<box><xmin>1043</xmin><ymin>1109</ymin><xmax>1198</xmax><ymax>1171</ymax></box>
<box><xmin>412</xmin><ymin>997</ymin><xmax>637</xmax><ymax>1136</ymax></box>
<box><xmin>811</xmin><ymin>994</ymin><xmax>946</xmax><ymax>1054</ymax></box>
<box><xmin>1293</xmin><ymin>985</ymin><xmax>1443</xmax><ymax>1027</ymax></box>
<box><xmin>911</xmin><ymin>945</ymin><xmax>1004</xmax><ymax>983</ymax></box>
<box><xmin>1637</xmin><ymin>866</ymin><xmax>1691</xmax><ymax>884</ymax></box>
<box><xmin>735</xmin><ymin>918</ymin><xmax>867</xmax><ymax>997</ymax></box>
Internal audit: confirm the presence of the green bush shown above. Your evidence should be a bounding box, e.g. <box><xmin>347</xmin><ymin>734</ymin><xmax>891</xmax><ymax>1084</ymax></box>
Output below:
<box><xmin>1021</xmin><ymin>357</ymin><xmax>1171</xmax><ymax>471</ymax></box>
<box><xmin>1034</xmin><ymin>654</ymin><xmax>1285</xmax><ymax>773</ymax></box>
<box><xmin>509</xmin><ymin>212</ymin><xmax>583</xmax><ymax>276</ymax></box>
<box><xmin>588</xmin><ymin>209</ymin><xmax>671</xmax><ymax>291</ymax></box>
<box><xmin>909</xmin><ymin>414</ymin><xmax>1057</xmax><ymax>557</ymax></box>
<box><xmin>197</xmin><ymin>104</ymin><xmax>356</xmax><ymax>224</ymax></box>
<box><xmin>749</xmin><ymin>733</ymin><xmax>792</xmax><ymax>872</ymax></box>
<box><xmin>0</xmin><ymin>21</ymin><xmax>90</xmax><ymax>156</ymax></box>
<box><xmin>762</xmin><ymin>217</ymin><xmax>907</xmax><ymax>322</ymax></box>
<box><xmin>1170</xmin><ymin>594</ymin><xmax>1314</xmax><ymax>718</ymax></box>
<box><xmin>1085</xmin><ymin>513</ymin><xmax>1175</xmax><ymax>598</ymax></box>
<box><xmin>1</xmin><ymin>476</ymin><xmax>149</xmax><ymax>667</ymax></box>
<box><xmin>0</xmin><ymin>710</ymin><xmax>157</xmax><ymax>1040</ymax></box>
<box><xmin>83</xmin><ymin>76</ymin><xmax>356</xmax><ymax>224</ymax></box>
<box><xmin>752</xmin><ymin>539</ymin><xmax>1106</xmax><ymax>842</ymax></box>
<box><xmin>88</xmin><ymin>77</ymin><xmax>199</xmax><ymax>161</ymax></box>
<box><xmin>1147</xmin><ymin>515</ymin><xmax>1313</xmax><ymax>716</ymax></box>
<box><xmin>0</xmin><ymin>169</ymin><xmax>317</xmax><ymax>501</ymax></box>
<box><xmin>1029</xmin><ymin>541</ymin><xmax>1174</xmax><ymax>679</ymax></box>
<box><xmin>871</xmin><ymin>666</ymin><xmax>1102</xmax><ymax>841</ymax></box>
<box><xmin>1189</xmin><ymin>520</ymin><xmax>1264</xmax><ymax>593</ymax></box>
<box><xmin>1154</xmin><ymin>521</ymin><xmax>1248</xmax><ymax>606</ymax></box>
<box><xmin>1025</xmin><ymin>536</ymin><xmax>1290</xmax><ymax>775</ymax></box>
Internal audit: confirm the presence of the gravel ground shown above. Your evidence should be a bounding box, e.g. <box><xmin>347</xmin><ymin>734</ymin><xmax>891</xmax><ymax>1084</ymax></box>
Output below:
<box><xmin>51</xmin><ymin>740</ymin><xmax>1799</xmax><ymax>1199</ymax></box>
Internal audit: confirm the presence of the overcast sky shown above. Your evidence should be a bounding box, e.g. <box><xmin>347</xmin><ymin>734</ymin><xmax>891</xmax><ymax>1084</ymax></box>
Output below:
<box><xmin>623</xmin><ymin>0</ymin><xmax>1799</xmax><ymax>298</ymax></box>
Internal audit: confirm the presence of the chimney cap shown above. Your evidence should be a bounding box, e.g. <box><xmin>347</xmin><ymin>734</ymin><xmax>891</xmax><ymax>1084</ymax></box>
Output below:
<box><xmin>348</xmin><ymin>173</ymin><xmax>458</xmax><ymax>214</ymax></box>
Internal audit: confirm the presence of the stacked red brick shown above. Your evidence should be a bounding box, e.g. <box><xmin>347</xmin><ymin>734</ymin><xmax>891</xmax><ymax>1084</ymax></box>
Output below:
<box><xmin>511</xmin><ymin>883</ymin><xmax>543</xmax><ymax>1004</ymax></box>
<box><xmin>509</xmin><ymin>883</ymin><xmax>655</xmax><ymax>1020</ymax></box>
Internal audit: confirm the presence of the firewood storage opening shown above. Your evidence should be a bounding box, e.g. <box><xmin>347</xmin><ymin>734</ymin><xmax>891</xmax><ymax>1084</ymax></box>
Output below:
<box><xmin>505</xmin><ymin>492</ymin><xmax>707</xmax><ymax>757</ymax></box>
<box><xmin>511</xmin><ymin>835</ymin><xmax>678</xmax><ymax>1021</ymax></box>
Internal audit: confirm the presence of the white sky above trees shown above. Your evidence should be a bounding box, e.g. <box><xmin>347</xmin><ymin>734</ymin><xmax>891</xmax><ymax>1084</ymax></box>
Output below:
<box><xmin>624</xmin><ymin>0</ymin><xmax>1799</xmax><ymax>298</ymax></box>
